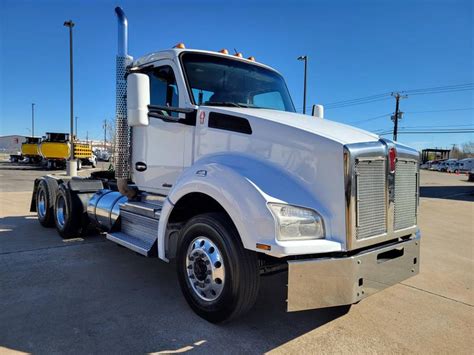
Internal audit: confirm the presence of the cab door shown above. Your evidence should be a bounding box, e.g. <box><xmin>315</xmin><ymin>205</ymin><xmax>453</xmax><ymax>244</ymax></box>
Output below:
<box><xmin>131</xmin><ymin>61</ymin><xmax>193</xmax><ymax>195</ymax></box>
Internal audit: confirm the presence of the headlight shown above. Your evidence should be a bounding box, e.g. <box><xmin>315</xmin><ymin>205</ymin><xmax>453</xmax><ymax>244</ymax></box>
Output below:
<box><xmin>268</xmin><ymin>203</ymin><xmax>325</xmax><ymax>241</ymax></box>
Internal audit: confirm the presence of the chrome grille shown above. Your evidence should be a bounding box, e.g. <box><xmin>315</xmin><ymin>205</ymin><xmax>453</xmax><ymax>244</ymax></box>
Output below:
<box><xmin>394</xmin><ymin>160</ymin><xmax>418</xmax><ymax>230</ymax></box>
<box><xmin>355</xmin><ymin>159</ymin><xmax>387</xmax><ymax>240</ymax></box>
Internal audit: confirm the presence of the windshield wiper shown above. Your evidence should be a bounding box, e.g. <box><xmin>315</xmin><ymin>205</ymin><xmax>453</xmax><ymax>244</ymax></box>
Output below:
<box><xmin>203</xmin><ymin>101</ymin><xmax>243</xmax><ymax>108</ymax></box>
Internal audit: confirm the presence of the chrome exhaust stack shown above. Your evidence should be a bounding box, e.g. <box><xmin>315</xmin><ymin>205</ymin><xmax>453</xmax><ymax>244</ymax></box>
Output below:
<box><xmin>114</xmin><ymin>7</ymin><xmax>136</xmax><ymax>198</ymax></box>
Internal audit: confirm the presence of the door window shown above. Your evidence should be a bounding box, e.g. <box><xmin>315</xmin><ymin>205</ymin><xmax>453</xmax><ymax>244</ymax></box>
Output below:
<box><xmin>148</xmin><ymin>65</ymin><xmax>179</xmax><ymax>117</ymax></box>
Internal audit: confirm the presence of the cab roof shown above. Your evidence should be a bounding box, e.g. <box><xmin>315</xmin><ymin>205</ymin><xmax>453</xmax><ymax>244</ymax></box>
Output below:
<box><xmin>132</xmin><ymin>48</ymin><xmax>280</xmax><ymax>74</ymax></box>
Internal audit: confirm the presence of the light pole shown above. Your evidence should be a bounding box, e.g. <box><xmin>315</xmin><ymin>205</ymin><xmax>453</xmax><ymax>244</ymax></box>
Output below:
<box><xmin>297</xmin><ymin>55</ymin><xmax>308</xmax><ymax>114</ymax></box>
<box><xmin>75</xmin><ymin>116</ymin><xmax>78</xmax><ymax>139</ymax></box>
<box><xmin>31</xmin><ymin>103</ymin><xmax>35</xmax><ymax>137</ymax></box>
<box><xmin>64</xmin><ymin>20</ymin><xmax>76</xmax><ymax>176</ymax></box>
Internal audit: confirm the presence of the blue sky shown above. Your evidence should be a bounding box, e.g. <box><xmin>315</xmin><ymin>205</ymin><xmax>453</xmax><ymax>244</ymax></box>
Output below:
<box><xmin>0</xmin><ymin>0</ymin><xmax>472</xmax><ymax>150</ymax></box>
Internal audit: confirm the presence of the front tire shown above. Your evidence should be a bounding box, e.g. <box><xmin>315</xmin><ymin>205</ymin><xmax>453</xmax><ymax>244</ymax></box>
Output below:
<box><xmin>176</xmin><ymin>213</ymin><xmax>260</xmax><ymax>323</ymax></box>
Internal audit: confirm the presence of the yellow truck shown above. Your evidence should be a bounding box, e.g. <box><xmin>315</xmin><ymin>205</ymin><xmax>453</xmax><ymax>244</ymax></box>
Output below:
<box><xmin>9</xmin><ymin>137</ymin><xmax>42</xmax><ymax>163</ymax></box>
<box><xmin>38</xmin><ymin>132</ymin><xmax>96</xmax><ymax>169</ymax></box>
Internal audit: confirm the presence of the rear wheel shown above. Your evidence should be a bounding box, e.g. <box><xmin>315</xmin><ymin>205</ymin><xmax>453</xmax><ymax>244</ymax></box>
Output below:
<box><xmin>176</xmin><ymin>213</ymin><xmax>260</xmax><ymax>323</ymax></box>
<box><xmin>54</xmin><ymin>184</ymin><xmax>88</xmax><ymax>239</ymax></box>
<box><xmin>36</xmin><ymin>180</ymin><xmax>54</xmax><ymax>227</ymax></box>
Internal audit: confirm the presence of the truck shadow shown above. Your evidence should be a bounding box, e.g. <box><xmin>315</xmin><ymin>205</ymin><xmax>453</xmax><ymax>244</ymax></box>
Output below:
<box><xmin>0</xmin><ymin>215</ymin><xmax>350</xmax><ymax>354</ymax></box>
<box><xmin>420</xmin><ymin>185</ymin><xmax>474</xmax><ymax>201</ymax></box>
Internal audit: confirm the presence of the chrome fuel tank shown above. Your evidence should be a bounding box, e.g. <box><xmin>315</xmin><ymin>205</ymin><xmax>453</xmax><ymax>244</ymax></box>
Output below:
<box><xmin>87</xmin><ymin>189</ymin><xmax>127</xmax><ymax>231</ymax></box>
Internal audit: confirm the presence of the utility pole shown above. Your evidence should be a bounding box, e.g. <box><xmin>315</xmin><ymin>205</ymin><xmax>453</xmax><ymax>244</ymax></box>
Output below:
<box><xmin>86</xmin><ymin>131</ymin><xmax>89</xmax><ymax>144</ymax></box>
<box><xmin>31</xmin><ymin>103</ymin><xmax>35</xmax><ymax>137</ymax></box>
<box><xmin>297</xmin><ymin>55</ymin><xmax>308</xmax><ymax>114</ymax></box>
<box><xmin>391</xmin><ymin>92</ymin><xmax>407</xmax><ymax>141</ymax></box>
<box><xmin>64</xmin><ymin>19</ymin><xmax>76</xmax><ymax>176</ymax></box>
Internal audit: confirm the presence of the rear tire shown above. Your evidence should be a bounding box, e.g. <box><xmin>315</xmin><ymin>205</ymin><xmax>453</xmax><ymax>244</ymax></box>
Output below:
<box><xmin>54</xmin><ymin>184</ymin><xmax>88</xmax><ymax>239</ymax></box>
<box><xmin>36</xmin><ymin>180</ymin><xmax>54</xmax><ymax>227</ymax></box>
<box><xmin>176</xmin><ymin>213</ymin><xmax>260</xmax><ymax>323</ymax></box>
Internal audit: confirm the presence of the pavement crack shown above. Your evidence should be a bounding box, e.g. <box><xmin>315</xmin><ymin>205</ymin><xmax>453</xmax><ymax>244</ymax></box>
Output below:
<box><xmin>400</xmin><ymin>282</ymin><xmax>473</xmax><ymax>307</ymax></box>
<box><xmin>0</xmin><ymin>240</ymin><xmax>107</xmax><ymax>256</ymax></box>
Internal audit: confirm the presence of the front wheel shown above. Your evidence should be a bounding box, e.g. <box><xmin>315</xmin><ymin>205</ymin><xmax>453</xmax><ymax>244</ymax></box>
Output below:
<box><xmin>176</xmin><ymin>213</ymin><xmax>260</xmax><ymax>323</ymax></box>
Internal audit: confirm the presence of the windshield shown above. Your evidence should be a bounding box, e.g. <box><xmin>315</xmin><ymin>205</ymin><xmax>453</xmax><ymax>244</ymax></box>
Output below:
<box><xmin>181</xmin><ymin>52</ymin><xmax>296</xmax><ymax>112</ymax></box>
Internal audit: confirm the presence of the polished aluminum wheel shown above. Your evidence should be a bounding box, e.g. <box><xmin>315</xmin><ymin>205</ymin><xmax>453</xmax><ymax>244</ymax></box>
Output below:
<box><xmin>186</xmin><ymin>236</ymin><xmax>225</xmax><ymax>302</ymax></box>
<box><xmin>37</xmin><ymin>189</ymin><xmax>47</xmax><ymax>218</ymax></box>
<box><xmin>56</xmin><ymin>195</ymin><xmax>66</xmax><ymax>229</ymax></box>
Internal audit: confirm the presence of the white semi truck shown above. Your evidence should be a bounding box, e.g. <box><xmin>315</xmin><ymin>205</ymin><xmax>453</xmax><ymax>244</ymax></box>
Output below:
<box><xmin>30</xmin><ymin>7</ymin><xmax>420</xmax><ymax>323</ymax></box>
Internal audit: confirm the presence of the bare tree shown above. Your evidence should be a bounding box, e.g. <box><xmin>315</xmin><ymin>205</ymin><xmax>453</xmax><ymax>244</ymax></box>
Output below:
<box><xmin>462</xmin><ymin>141</ymin><xmax>474</xmax><ymax>155</ymax></box>
<box><xmin>451</xmin><ymin>141</ymin><xmax>474</xmax><ymax>160</ymax></box>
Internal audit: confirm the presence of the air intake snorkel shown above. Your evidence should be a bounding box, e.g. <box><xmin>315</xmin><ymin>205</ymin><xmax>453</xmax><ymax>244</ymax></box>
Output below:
<box><xmin>114</xmin><ymin>7</ymin><xmax>136</xmax><ymax>198</ymax></box>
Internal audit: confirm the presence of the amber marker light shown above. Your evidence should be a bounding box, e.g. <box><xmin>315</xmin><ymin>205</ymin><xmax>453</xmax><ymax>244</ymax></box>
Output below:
<box><xmin>174</xmin><ymin>43</ymin><xmax>186</xmax><ymax>49</ymax></box>
<box><xmin>256</xmin><ymin>243</ymin><xmax>271</xmax><ymax>251</ymax></box>
<box><xmin>218</xmin><ymin>48</ymin><xmax>229</xmax><ymax>54</ymax></box>
<box><xmin>234</xmin><ymin>52</ymin><xmax>243</xmax><ymax>58</ymax></box>
<box><xmin>247</xmin><ymin>56</ymin><xmax>256</xmax><ymax>61</ymax></box>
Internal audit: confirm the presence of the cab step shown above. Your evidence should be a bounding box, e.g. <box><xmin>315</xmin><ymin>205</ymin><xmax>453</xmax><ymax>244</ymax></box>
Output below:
<box><xmin>106</xmin><ymin>231</ymin><xmax>155</xmax><ymax>256</ymax></box>
<box><xmin>106</xmin><ymin>200</ymin><xmax>162</xmax><ymax>256</ymax></box>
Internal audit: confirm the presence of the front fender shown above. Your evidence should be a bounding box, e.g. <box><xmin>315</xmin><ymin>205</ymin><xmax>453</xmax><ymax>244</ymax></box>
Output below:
<box><xmin>157</xmin><ymin>153</ymin><xmax>343</xmax><ymax>260</ymax></box>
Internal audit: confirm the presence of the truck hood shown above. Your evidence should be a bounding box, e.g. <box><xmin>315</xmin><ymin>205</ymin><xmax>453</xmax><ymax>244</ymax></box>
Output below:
<box><xmin>206</xmin><ymin>107</ymin><xmax>380</xmax><ymax>145</ymax></box>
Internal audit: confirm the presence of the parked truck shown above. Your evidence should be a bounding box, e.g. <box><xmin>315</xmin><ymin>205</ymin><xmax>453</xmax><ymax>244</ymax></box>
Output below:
<box><xmin>9</xmin><ymin>136</ymin><xmax>42</xmax><ymax>163</ymax></box>
<box><xmin>30</xmin><ymin>7</ymin><xmax>420</xmax><ymax>323</ymax></box>
<box><xmin>38</xmin><ymin>132</ymin><xmax>96</xmax><ymax>169</ymax></box>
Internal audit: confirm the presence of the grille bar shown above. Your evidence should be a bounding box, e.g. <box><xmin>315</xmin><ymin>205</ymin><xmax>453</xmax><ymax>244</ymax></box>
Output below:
<box><xmin>355</xmin><ymin>159</ymin><xmax>387</xmax><ymax>240</ymax></box>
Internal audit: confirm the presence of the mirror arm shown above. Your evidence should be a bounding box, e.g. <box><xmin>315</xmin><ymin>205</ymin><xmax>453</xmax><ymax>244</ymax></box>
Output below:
<box><xmin>148</xmin><ymin>104</ymin><xmax>195</xmax><ymax>114</ymax></box>
<box><xmin>148</xmin><ymin>111</ymin><xmax>181</xmax><ymax>123</ymax></box>
<box><xmin>147</xmin><ymin>106</ymin><xmax>197</xmax><ymax>126</ymax></box>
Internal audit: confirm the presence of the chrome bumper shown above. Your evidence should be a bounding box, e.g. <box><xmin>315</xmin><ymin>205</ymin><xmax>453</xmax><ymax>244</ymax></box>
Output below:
<box><xmin>287</xmin><ymin>235</ymin><xmax>420</xmax><ymax>311</ymax></box>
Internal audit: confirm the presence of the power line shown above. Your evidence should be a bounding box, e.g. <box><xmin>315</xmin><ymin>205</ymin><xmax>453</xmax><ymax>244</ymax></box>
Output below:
<box><xmin>349</xmin><ymin>113</ymin><xmax>391</xmax><ymax>125</ymax></box>
<box><xmin>324</xmin><ymin>92</ymin><xmax>392</xmax><ymax>107</ymax></box>
<box><xmin>378</xmin><ymin>129</ymin><xmax>474</xmax><ymax>135</ymax></box>
<box><xmin>321</xmin><ymin>83</ymin><xmax>474</xmax><ymax>110</ymax></box>
<box><xmin>401</xmin><ymin>83</ymin><xmax>473</xmax><ymax>94</ymax></box>
<box><xmin>398</xmin><ymin>124</ymin><xmax>474</xmax><ymax>129</ymax></box>
<box><xmin>405</xmin><ymin>107</ymin><xmax>474</xmax><ymax>114</ymax></box>
<box><xmin>407</xmin><ymin>88</ymin><xmax>474</xmax><ymax>96</ymax></box>
<box><xmin>326</xmin><ymin>97</ymin><xmax>392</xmax><ymax>110</ymax></box>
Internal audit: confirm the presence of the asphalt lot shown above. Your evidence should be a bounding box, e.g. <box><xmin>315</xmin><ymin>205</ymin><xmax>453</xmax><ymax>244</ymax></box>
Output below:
<box><xmin>0</xmin><ymin>163</ymin><xmax>473</xmax><ymax>354</ymax></box>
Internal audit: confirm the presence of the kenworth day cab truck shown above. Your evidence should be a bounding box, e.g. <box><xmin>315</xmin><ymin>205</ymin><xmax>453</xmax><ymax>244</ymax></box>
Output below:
<box><xmin>30</xmin><ymin>7</ymin><xmax>420</xmax><ymax>323</ymax></box>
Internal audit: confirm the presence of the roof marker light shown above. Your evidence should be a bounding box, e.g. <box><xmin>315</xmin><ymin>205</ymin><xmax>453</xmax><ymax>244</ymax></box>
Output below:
<box><xmin>247</xmin><ymin>56</ymin><xmax>256</xmax><ymax>61</ymax></box>
<box><xmin>219</xmin><ymin>48</ymin><xmax>229</xmax><ymax>54</ymax></box>
<box><xmin>174</xmin><ymin>43</ymin><xmax>186</xmax><ymax>49</ymax></box>
<box><xmin>234</xmin><ymin>52</ymin><xmax>243</xmax><ymax>58</ymax></box>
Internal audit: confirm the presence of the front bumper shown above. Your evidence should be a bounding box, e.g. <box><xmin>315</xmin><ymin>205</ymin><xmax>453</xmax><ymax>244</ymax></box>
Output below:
<box><xmin>287</xmin><ymin>234</ymin><xmax>420</xmax><ymax>311</ymax></box>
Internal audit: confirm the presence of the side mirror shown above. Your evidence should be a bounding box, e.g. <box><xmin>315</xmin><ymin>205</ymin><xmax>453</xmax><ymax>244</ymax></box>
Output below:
<box><xmin>311</xmin><ymin>104</ymin><xmax>324</xmax><ymax>119</ymax></box>
<box><xmin>127</xmin><ymin>73</ymin><xmax>150</xmax><ymax>126</ymax></box>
